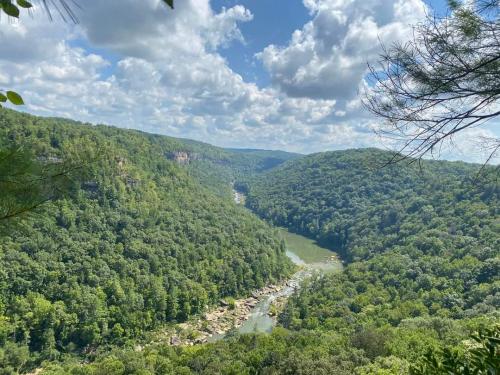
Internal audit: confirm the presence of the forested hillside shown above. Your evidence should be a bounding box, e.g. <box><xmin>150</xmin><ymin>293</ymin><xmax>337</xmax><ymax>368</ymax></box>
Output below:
<box><xmin>167</xmin><ymin>141</ymin><xmax>299</xmax><ymax>197</ymax></box>
<box><xmin>30</xmin><ymin>148</ymin><xmax>499</xmax><ymax>374</ymax></box>
<box><xmin>248</xmin><ymin>148</ymin><xmax>499</xmax><ymax>371</ymax></box>
<box><xmin>247</xmin><ymin>149</ymin><xmax>498</xmax><ymax>261</ymax></box>
<box><xmin>0</xmin><ymin>109</ymin><xmax>294</xmax><ymax>370</ymax></box>
<box><xmin>1</xmin><ymin>111</ymin><xmax>498</xmax><ymax>374</ymax></box>
<box><xmin>1</xmin><ymin>0</ymin><xmax>498</xmax><ymax>371</ymax></box>
<box><xmin>246</xmin><ymin>149</ymin><xmax>499</xmax><ymax>322</ymax></box>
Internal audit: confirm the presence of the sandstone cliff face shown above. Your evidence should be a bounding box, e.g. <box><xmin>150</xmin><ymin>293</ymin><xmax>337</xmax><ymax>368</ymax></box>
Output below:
<box><xmin>167</xmin><ymin>151</ymin><xmax>199</xmax><ymax>165</ymax></box>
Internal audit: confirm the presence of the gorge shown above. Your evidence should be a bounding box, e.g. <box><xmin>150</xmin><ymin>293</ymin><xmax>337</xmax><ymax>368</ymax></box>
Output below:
<box><xmin>0</xmin><ymin>109</ymin><xmax>498</xmax><ymax>375</ymax></box>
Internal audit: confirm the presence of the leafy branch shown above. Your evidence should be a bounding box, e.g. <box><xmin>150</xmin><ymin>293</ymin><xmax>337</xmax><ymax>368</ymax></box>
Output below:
<box><xmin>410</xmin><ymin>325</ymin><xmax>500</xmax><ymax>375</ymax></box>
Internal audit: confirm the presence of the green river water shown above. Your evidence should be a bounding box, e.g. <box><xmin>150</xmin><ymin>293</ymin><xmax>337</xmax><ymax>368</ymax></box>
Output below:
<box><xmin>236</xmin><ymin>228</ymin><xmax>342</xmax><ymax>334</ymax></box>
<box><xmin>229</xmin><ymin>187</ymin><xmax>342</xmax><ymax>335</ymax></box>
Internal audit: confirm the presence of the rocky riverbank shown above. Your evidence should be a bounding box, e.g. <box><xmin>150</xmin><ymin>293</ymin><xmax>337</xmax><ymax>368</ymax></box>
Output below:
<box><xmin>143</xmin><ymin>232</ymin><xmax>343</xmax><ymax>350</ymax></box>
<box><xmin>147</xmin><ymin>277</ymin><xmax>301</xmax><ymax>348</ymax></box>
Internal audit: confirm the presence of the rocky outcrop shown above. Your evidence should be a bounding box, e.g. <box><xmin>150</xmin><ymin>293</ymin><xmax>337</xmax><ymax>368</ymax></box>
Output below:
<box><xmin>141</xmin><ymin>255</ymin><xmax>342</xmax><ymax>350</ymax></box>
<box><xmin>149</xmin><ymin>283</ymin><xmax>289</xmax><ymax>348</ymax></box>
<box><xmin>37</xmin><ymin>156</ymin><xmax>63</xmax><ymax>164</ymax></box>
<box><xmin>167</xmin><ymin>151</ymin><xmax>199</xmax><ymax>165</ymax></box>
<box><xmin>170</xmin><ymin>336</ymin><xmax>182</xmax><ymax>346</ymax></box>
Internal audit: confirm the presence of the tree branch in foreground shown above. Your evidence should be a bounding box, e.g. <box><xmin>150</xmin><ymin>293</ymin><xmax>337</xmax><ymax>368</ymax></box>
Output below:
<box><xmin>364</xmin><ymin>0</ymin><xmax>500</xmax><ymax>165</ymax></box>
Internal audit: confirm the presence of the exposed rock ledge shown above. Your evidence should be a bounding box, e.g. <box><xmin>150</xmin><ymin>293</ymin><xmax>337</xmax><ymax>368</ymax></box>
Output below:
<box><xmin>145</xmin><ymin>280</ymin><xmax>296</xmax><ymax>348</ymax></box>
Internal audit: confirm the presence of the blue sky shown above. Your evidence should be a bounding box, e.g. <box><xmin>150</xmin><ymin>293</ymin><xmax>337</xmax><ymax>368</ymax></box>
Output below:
<box><xmin>212</xmin><ymin>0</ymin><xmax>312</xmax><ymax>86</ymax></box>
<box><xmin>213</xmin><ymin>0</ymin><xmax>448</xmax><ymax>87</ymax></box>
<box><xmin>0</xmin><ymin>0</ymin><xmax>497</xmax><ymax>162</ymax></box>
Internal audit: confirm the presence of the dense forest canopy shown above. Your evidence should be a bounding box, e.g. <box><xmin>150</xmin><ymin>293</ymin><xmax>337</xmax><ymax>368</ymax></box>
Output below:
<box><xmin>0</xmin><ymin>0</ymin><xmax>498</xmax><ymax>373</ymax></box>
<box><xmin>246</xmin><ymin>149</ymin><xmax>499</xmax><ymax>373</ymax></box>
<box><xmin>30</xmin><ymin>146</ymin><xmax>499</xmax><ymax>374</ymax></box>
<box><xmin>0</xmin><ymin>109</ymin><xmax>294</xmax><ymax>371</ymax></box>
<box><xmin>0</xmin><ymin>110</ymin><xmax>498</xmax><ymax>374</ymax></box>
<box><xmin>246</xmin><ymin>149</ymin><xmax>498</xmax><ymax>260</ymax></box>
<box><xmin>245</xmin><ymin>149</ymin><xmax>498</xmax><ymax>325</ymax></box>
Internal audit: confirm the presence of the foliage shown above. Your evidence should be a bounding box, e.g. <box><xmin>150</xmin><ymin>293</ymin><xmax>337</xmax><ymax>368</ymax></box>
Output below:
<box><xmin>35</xmin><ymin>322</ymin><xmax>500</xmax><ymax>374</ymax></box>
<box><xmin>410</xmin><ymin>325</ymin><xmax>500</xmax><ymax>375</ymax></box>
<box><xmin>176</xmin><ymin>142</ymin><xmax>299</xmax><ymax>198</ymax></box>
<box><xmin>0</xmin><ymin>91</ymin><xmax>24</xmax><ymax>108</ymax></box>
<box><xmin>40</xmin><ymin>329</ymin><xmax>370</xmax><ymax>375</ymax></box>
<box><xmin>0</xmin><ymin>145</ymin><xmax>87</xmax><ymax>222</ymax></box>
<box><xmin>0</xmin><ymin>110</ymin><xmax>498</xmax><ymax>374</ymax></box>
<box><xmin>0</xmin><ymin>109</ymin><xmax>293</xmax><ymax>369</ymax></box>
<box><xmin>247</xmin><ymin>149</ymin><xmax>498</xmax><ymax>262</ymax></box>
<box><xmin>0</xmin><ymin>0</ymin><xmax>32</xmax><ymax>19</ymax></box>
<box><xmin>246</xmin><ymin>148</ymin><xmax>499</xmax><ymax>372</ymax></box>
<box><xmin>51</xmin><ymin>146</ymin><xmax>496</xmax><ymax>375</ymax></box>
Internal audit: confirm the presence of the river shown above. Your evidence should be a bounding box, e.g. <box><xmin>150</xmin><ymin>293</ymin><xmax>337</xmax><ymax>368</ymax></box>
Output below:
<box><xmin>218</xmin><ymin>187</ymin><xmax>343</xmax><ymax>336</ymax></box>
<box><xmin>234</xmin><ymin>228</ymin><xmax>342</xmax><ymax>335</ymax></box>
<box><xmin>164</xmin><ymin>190</ymin><xmax>342</xmax><ymax>345</ymax></box>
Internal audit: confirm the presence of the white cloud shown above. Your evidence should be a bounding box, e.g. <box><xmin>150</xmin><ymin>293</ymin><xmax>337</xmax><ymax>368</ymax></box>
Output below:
<box><xmin>258</xmin><ymin>0</ymin><xmax>427</xmax><ymax>103</ymax></box>
<box><xmin>0</xmin><ymin>16</ymin><xmax>70</xmax><ymax>63</ymax></box>
<box><xmin>0</xmin><ymin>0</ymin><xmax>495</xmax><ymax>162</ymax></box>
<box><xmin>0</xmin><ymin>0</ymin><xmax>352</xmax><ymax>153</ymax></box>
<box><xmin>78</xmin><ymin>0</ymin><xmax>252</xmax><ymax>59</ymax></box>
<box><xmin>428</xmin><ymin>127</ymin><xmax>500</xmax><ymax>164</ymax></box>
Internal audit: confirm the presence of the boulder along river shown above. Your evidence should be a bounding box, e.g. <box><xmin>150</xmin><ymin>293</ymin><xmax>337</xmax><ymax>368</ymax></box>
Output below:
<box><xmin>231</xmin><ymin>228</ymin><xmax>343</xmax><ymax>337</ymax></box>
<box><xmin>154</xmin><ymin>189</ymin><xmax>343</xmax><ymax>347</ymax></box>
<box><xmin>227</xmin><ymin>187</ymin><xmax>343</xmax><ymax>336</ymax></box>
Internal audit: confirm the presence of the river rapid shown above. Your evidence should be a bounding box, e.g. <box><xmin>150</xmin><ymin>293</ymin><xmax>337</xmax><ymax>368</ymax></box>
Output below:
<box><xmin>233</xmin><ymin>228</ymin><xmax>342</xmax><ymax>336</ymax></box>
<box><xmin>227</xmin><ymin>186</ymin><xmax>342</xmax><ymax>336</ymax></box>
<box><xmin>163</xmin><ymin>189</ymin><xmax>343</xmax><ymax>345</ymax></box>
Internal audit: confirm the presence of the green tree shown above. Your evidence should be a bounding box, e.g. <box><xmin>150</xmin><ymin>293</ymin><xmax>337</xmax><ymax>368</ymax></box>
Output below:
<box><xmin>0</xmin><ymin>147</ymin><xmax>80</xmax><ymax>222</ymax></box>
<box><xmin>411</xmin><ymin>326</ymin><xmax>500</xmax><ymax>375</ymax></box>
<box><xmin>0</xmin><ymin>0</ymin><xmax>175</xmax><ymax>222</ymax></box>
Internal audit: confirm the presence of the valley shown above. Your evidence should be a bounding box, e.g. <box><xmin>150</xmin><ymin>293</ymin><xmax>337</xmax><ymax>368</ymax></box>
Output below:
<box><xmin>1</xmin><ymin>1</ymin><xmax>499</xmax><ymax>373</ymax></box>
<box><xmin>0</xmin><ymin>109</ymin><xmax>497</xmax><ymax>374</ymax></box>
<box><xmin>235</xmin><ymin>229</ymin><xmax>343</xmax><ymax>336</ymax></box>
<box><xmin>156</xmin><ymin>189</ymin><xmax>343</xmax><ymax>346</ymax></box>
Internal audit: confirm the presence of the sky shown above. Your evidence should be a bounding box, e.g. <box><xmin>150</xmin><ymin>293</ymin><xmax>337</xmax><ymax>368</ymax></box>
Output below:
<box><xmin>0</xmin><ymin>0</ymin><xmax>498</xmax><ymax>162</ymax></box>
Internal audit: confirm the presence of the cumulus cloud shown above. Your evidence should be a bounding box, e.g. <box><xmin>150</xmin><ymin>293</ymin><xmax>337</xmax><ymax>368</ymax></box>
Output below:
<box><xmin>78</xmin><ymin>0</ymin><xmax>253</xmax><ymax>59</ymax></box>
<box><xmin>1</xmin><ymin>0</ymin><xmax>494</xmax><ymax>161</ymax></box>
<box><xmin>0</xmin><ymin>16</ymin><xmax>70</xmax><ymax>63</ymax></box>
<box><xmin>258</xmin><ymin>0</ymin><xmax>427</xmax><ymax>103</ymax></box>
<box><xmin>0</xmin><ymin>0</ymin><xmax>351</xmax><ymax>152</ymax></box>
